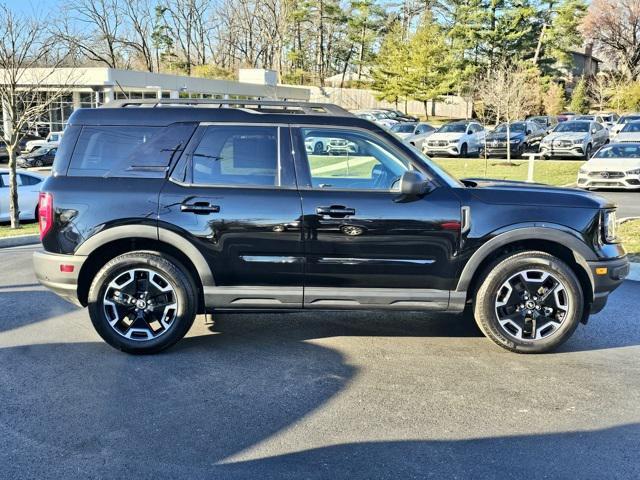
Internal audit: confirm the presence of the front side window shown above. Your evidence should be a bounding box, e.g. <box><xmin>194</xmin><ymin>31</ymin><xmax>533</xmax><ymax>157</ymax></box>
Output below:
<box><xmin>191</xmin><ymin>125</ymin><xmax>278</xmax><ymax>187</ymax></box>
<box><xmin>301</xmin><ymin>128</ymin><xmax>410</xmax><ymax>191</ymax></box>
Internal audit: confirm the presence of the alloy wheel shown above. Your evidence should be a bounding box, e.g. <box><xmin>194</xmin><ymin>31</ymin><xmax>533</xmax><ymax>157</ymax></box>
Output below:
<box><xmin>494</xmin><ymin>269</ymin><xmax>571</xmax><ymax>341</ymax></box>
<box><xmin>103</xmin><ymin>268</ymin><xmax>178</xmax><ymax>341</ymax></box>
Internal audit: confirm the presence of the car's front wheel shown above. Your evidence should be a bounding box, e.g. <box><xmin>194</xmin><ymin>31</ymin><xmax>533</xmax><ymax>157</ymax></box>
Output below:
<box><xmin>473</xmin><ymin>251</ymin><xmax>583</xmax><ymax>353</ymax></box>
<box><xmin>88</xmin><ymin>251</ymin><xmax>197</xmax><ymax>354</ymax></box>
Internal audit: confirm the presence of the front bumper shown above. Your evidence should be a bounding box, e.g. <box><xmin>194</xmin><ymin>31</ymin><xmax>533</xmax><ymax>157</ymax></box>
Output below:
<box><xmin>540</xmin><ymin>144</ymin><xmax>585</xmax><ymax>158</ymax></box>
<box><xmin>577</xmin><ymin>173</ymin><xmax>640</xmax><ymax>190</ymax></box>
<box><xmin>33</xmin><ymin>250</ymin><xmax>86</xmax><ymax>307</ymax></box>
<box><xmin>587</xmin><ymin>256</ymin><xmax>629</xmax><ymax>314</ymax></box>
<box><xmin>424</xmin><ymin>144</ymin><xmax>460</xmax><ymax>156</ymax></box>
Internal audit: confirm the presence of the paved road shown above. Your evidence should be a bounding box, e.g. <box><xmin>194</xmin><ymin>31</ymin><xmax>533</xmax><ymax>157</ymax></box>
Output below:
<box><xmin>1</xmin><ymin>245</ymin><xmax>639</xmax><ymax>479</ymax></box>
<box><xmin>597</xmin><ymin>191</ymin><xmax>640</xmax><ymax>219</ymax></box>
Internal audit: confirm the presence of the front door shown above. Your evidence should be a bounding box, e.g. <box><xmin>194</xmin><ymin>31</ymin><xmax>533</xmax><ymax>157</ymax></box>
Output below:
<box><xmin>159</xmin><ymin>124</ymin><xmax>304</xmax><ymax>308</ymax></box>
<box><xmin>293</xmin><ymin>126</ymin><xmax>461</xmax><ymax>309</ymax></box>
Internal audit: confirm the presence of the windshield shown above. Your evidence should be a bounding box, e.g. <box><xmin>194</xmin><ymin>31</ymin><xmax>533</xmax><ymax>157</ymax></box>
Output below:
<box><xmin>594</xmin><ymin>144</ymin><xmax>640</xmax><ymax>158</ymax></box>
<box><xmin>372</xmin><ymin>112</ymin><xmax>389</xmax><ymax>120</ymax></box>
<box><xmin>554</xmin><ymin>121</ymin><xmax>590</xmax><ymax>133</ymax></box>
<box><xmin>573</xmin><ymin>115</ymin><xmax>594</xmax><ymax>121</ymax></box>
<box><xmin>529</xmin><ymin>117</ymin><xmax>547</xmax><ymax>124</ymax></box>
<box><xmin>494</xmin><ymin>123</ymin><xmax>526</xmax><ymax>133</ymax></box>
<box><xmin>391</xmin><ymin>123</ymin><xmax>416</xmax><ymax>133</ymax></box>
<box><xmin>622</xmin><ymin>122</ymin><xmax>640</xmax><ymax>133</ymax></box>
<box><xmin>439</xmin><ymin>123</ymin><xmax>467</xmax><ymax>133</ymax></box>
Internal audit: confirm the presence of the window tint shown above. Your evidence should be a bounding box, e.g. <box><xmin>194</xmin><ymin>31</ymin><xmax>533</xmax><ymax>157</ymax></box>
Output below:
<box><xmin>19</xmin><ymin>174</ymin><xmax>41</xmax><ymax>186</ymax></box>
<box><xmin>191</xmin><ymin>126</ymin><xmax>278</xmax><ymax>187</ymax></box>
<box><xmin>302</xmin><ymin>128</ymin><xmax>410</xmax><ymax>191</ymax></box>
<box><xmin>68</xmin><ymin>123</ymin><xmax>196</xmax><ymax>177</ymax></box>
<box><xmin>0</xmin><ymin>173</ymin><xmax>22</xmax><ymax>187</ymax></box>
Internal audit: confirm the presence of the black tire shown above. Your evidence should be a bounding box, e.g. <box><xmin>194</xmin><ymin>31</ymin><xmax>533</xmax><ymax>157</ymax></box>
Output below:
<box><xmin>460</xmin><ymin>143</ymin><xmax>468</xmax><ymax>158</ymax></box>
<box><xmin>35</xmin><ymin>159</ymin><xmax>43</xmax><ymax>167</ymax></box>
<box><xmin>313</xmin><ymin>142</ymin><xmax>324</xmax><ymax>154</ymax></box>
<box><xmin>473</xmin><ymin>251</ymin><xmax>584</xmax><ymax>354</ymax></box>
<box><xmin>88</xmin><ymin>251</ymin><xmax>197</xmax><ymax>354</ymax></box>
<box><xmin>584</xmin><ymin>143</ymin><xmax>592</xmax><ymax>160</ymax></box>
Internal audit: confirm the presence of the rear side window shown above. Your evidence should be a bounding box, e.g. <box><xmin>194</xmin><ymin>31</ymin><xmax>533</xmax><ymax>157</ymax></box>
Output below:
<box><xmin>19</xmin><ymin>174</ymin><xmax>42</xmax><ymax>186</ymax></box>
<box><xmin>67</xmin><ymin>123</ymin><xmax>196</xmax><ymax>177</ymax></box>
<box><xmin>191</xmin><ymin>126</ymin><xmax>278</xmax><ymax>187</ymax></box>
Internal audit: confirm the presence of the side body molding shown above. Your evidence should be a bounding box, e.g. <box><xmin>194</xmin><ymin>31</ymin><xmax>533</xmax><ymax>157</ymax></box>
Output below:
<box><xmin>456</xmin><ymin>226</ymin><xmax>596</xmax><ymax>292</ymax></box>
<box><xmin>75</xmin><ymin>224</ymin><xmax>215</xmax><ymax>287</ymax></box>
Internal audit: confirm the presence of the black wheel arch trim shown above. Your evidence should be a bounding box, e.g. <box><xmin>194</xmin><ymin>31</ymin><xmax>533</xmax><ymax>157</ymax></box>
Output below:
<box><xmin>75</xmin><ymin>224</ymin><xmax>215</xmax><ymax>287</ymax></box>
<box><xmin>456</xmin><ymin>225</ymin><xmax>597</xmax><ymax>292</ymax></box>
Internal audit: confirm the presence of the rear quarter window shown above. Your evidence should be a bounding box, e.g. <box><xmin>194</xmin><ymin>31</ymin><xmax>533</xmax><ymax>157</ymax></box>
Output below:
<box><xmin>67</xmin><ymin>123</ymin><xmax>197</xmax><ymax>178</ymax></box>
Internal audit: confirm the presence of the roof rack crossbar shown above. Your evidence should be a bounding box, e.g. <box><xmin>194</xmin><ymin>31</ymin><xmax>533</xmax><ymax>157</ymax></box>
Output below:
<box><xmin>102</xmin><ymin>98</ymin><xmax>352</xmax><ymax>116</ymax></box>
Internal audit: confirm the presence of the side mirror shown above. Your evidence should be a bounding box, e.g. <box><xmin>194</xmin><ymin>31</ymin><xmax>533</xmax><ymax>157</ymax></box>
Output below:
<box><xmin>396</xmin><ymin>171</ymin><xmax>432</xmax><ymax>201</ymax></box>
<box><xmin>591</xmin><ymin>129</ymin><xmax>597</xmax><ymax>134</ymax></box>
<box><xmin>526</xmin><ymin>129</ymin><xmax>532</xmax><ymax>135</ymax></box>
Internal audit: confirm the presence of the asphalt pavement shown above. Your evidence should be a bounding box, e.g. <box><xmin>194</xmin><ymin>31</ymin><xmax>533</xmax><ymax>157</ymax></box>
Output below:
<box><xmin>1</xmin><ymin>244</ymin><xmax>639</xmax><ymax>479</ymax></box>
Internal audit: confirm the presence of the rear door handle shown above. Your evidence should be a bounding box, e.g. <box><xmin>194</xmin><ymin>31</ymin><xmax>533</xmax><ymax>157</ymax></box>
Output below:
<box><xmin>181</xmin><ymin>201</ymin><xmax>220</xmax><ymax>214</ymax></box>
<box><xmin>316</xmin><ymin>206</ymin><xmax>356</xmax><ymax>218</ymax></box>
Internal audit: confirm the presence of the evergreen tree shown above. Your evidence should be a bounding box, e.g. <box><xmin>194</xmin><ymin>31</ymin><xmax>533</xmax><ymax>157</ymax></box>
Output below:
<box><xmin>569</xmin><ymin>77</ymin><xmax>590</xmax><ymax>113</ymax></box>
<box><xmin>371</xmin><ymin>22</ymin><xmax>410</xmax><ymax>105</ymax></box>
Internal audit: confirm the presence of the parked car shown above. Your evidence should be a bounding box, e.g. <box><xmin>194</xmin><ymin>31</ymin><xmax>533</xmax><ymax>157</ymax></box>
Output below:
<box><xmin>33</xmin><ymin>99</ymin><xmax>628</xmax><ymax>355</ymax></box>
<box><xmin>557</xmin><ymin>112</ymin><xmax>576</xmax><ymax>122</ymax></box>
<box><xmin>378</xmin><ymin>108</ymin><xmax>418</xmax><ymax>123</ymax></box>
<box><xmin>353</xmin><ymin>110</ymin><xmax>398</xmax><ymax>129</ymax></box>
<box><xmin>404</xmin><ymin>123</ymin><xmax>437</xmax><ymax>150</ymax></box>
<box><xmin>17</xmin><ymin>146</ymin><xmax>58</xmax><ymax>168</ymax></box>
<box><xmin>527</xmin><ymin>115</ymin><xmax>558</xmax><ymax>133</ymax></box>
<box><xmin>573</xmin><ymin>114</ymin><xmax>608</xmax><ymax>127</ymax></box>
<box><xmin>577</xmin><ymin>143</ymin><xmax>640</xmax><ymax>190</ymax></box>
<box><xmin>391</xmin><ymin>122</ymin><xmax>434</xmax><ymax>139</ymax></box>
<box><xmin>482</xmin><ymin>121</ymin><xmax>545</xmax><ymax>158</ymax></box>
<box><xmin>593</xmin><ymin>112</ymin><xmax>620</xmax><ymax>129</ymax></box>
<box><xmin>610</xmin><ymin>121</ymin><xmax>640</xmax><ymax>143</ymax></box>
<box><xmin>423</xmin><ymin>120</ymin><xmax>485</xmax><ymax>157</ymax></box>
<box><xmin>0</xmin><ymin>169</ymin><xmax>44</xmax><ymax>222</ymax></box>
<box><xmin>24</xmin><ymin>131</ymin><xmax>63</xmax><ymax>154</ymax></box>
<box><xmin>540</xmin><ymin>120</ymin><xmax>609</xmax><ymax>159</ymax></box>
<box><xmin>0</xmin><ymin>134</ymin><xmax>43</xmax><ymax>162</ymax></box>
<box><xmin>610</xmin><ymin>114</ymin><xmax>640</xmax><ymax>138</ymax></box>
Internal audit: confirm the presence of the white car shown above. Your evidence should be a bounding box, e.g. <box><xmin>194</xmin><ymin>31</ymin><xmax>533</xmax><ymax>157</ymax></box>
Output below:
<box><xmin>540</xmin><ymin>120</ymin><xmax>609</xmax><ymax>159</ymax></box>
<box><xmin>404</xmin><ymin>123</ymin><xmax>437</xmax><ymax>150</ymax></box>
<box><xmin>0</xmin><ymin>169</ymin><xmax>45</xmax><ymax>221</ymax></box>
<box><xmin>609</xmin><ymin>114</ymin><xmax>640</xmax><ymax>139</ymax></box>
<box><xmin>577</xmin><ymin>143</ymin><xmax>640</xmax><ymax>190</ymax></box>
<box><xmin>24</xmin><ymin>131</ymin><xmax>63</xmax><ymax>154</ymax></box>
<box><xmin>305</xmin><ymin>136</ymin><xmax>358</xmax><ymax>155</ymax></box>
<box><xmin>611</xmin><ymin>121</ymin><xmax>640</xmax><ymax>143</ymax></box>
<box><xmin>423</xmin><ymin>121</ymin><xmax>485</xmax><ymax>157</ymax></box>
<box><xmin>353</xmin><ymin>110</ymin><xmax>398</xmax><ymax>129</ymax></box>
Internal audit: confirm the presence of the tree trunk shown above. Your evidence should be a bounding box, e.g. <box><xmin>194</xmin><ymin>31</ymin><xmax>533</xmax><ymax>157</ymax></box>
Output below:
<box><xmin>506</xmin><ymin>122</ymin><xmax>512</xmax><ymax>165</ymax></box>
<box><xmin>8</xmin><ymin>147</ymin><xmax>19</xmax><ymax>228</ymax></box>
<box><xmin>423</xmin><ymin>100</ymin><xmax>429</xmax><ymax>120</ymax></box>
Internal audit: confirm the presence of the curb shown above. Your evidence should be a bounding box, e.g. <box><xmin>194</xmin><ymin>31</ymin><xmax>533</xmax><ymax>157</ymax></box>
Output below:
<box><xmin>0</xmin><ymin>234</ymin><xmax>39</xmax><ymax>249</ymax></box>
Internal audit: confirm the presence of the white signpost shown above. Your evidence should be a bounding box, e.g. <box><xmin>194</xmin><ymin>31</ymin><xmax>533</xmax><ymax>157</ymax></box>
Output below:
<box><xmin>523</xmin><ymin>152</ymin><xmax>544</xmax><ymax>183</ymax></box>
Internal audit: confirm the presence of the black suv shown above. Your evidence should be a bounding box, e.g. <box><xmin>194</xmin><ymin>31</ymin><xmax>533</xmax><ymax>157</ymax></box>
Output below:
<box><xmin>34</xmin><ymin>100</ymin><xmax>629</xmax><ymax>354</ymax></box>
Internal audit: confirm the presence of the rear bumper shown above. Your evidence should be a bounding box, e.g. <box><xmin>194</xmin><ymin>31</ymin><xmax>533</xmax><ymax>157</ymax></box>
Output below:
<box><xmin>587</xmin><ymin>256</ymin><xmax>629</xmax><ymax>314</ymax></box>
<box><xmin>33</xmin><ymin>250</ymin><xmax>86</xmax><ymax>307</ymax></box>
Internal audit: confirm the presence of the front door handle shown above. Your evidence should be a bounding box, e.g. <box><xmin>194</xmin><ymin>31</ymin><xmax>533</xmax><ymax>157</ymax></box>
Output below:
<box><xmin>316</xmin><ymin>206</ymin><xmax>356</xmax><ymax>218</ymax></box>
<box><xmin>181</xmin><ymin>201</ymin><xmax>220</xmax><ymax>214</ymax></box>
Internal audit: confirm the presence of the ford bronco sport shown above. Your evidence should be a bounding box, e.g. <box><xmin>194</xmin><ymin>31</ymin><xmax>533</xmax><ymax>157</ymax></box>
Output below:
<box><xmin>33</xmin><ymin>100</ymin><xmax>629</xmax><ymax>354</ymax></box>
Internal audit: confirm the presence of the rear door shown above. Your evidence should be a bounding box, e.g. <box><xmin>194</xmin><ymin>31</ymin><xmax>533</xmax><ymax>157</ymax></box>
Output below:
<box><xmin>159</xmin><ymin>123</ymin><xmax>305</xmax><ymax>308</ymax></box>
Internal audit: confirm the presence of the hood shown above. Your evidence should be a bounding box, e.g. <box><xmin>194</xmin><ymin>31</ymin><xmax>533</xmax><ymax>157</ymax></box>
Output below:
<box><xmin>543</xmin><ymin>132</ymin><xmax>588</xmax><ymax>142</ymax></box>
<box><xmin>462</xmin><ymin>178</ymin><xmax>613</xmax><ymax>209</ymax></box>
<box><xmin>582</xmin><ymin>157</ymin><xmax>640</xmax><ymax>171</ymax></box>
<box><xmin>612</xmin><ymin>132</ymin><xmax>640</xmax><ymax>142</ymax></box>
<box><xmin>486</xmin><ymin>131</ymin><xmax>525</xmax><ymax>141</ymax></box>
<box><xmin>429</xmin><ymin>132</ymin><xmax>463</xmax><ymax>142</ymax></box>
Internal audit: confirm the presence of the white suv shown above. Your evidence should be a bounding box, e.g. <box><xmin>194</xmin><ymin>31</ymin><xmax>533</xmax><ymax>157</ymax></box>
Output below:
<box><xmin>423</xmin><ymin>121</ymin><xmax>485</xmax><ymax>157</ymax></box>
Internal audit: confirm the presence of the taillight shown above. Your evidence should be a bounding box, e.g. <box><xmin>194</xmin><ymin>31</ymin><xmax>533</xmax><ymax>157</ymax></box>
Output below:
<box><xmin>38</xmin><ymin>192</ymin><xmax>53</xmax><ymax>240</ymax></box>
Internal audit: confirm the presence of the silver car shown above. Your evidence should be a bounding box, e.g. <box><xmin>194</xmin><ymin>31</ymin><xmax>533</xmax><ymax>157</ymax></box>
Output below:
<box><xmin>540</xmin><ymin>120</ymin><xmax>609</xmax><ymax>159</ymax></box>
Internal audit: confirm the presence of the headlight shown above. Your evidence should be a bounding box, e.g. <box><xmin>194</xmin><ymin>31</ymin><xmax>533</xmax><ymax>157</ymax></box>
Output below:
<box><xmin>579</xmin><ymin>168</ymin><xmax>589</xmax><ymax>174</ymax></box>
<box><xmin>573</xmin><ymin>138</ymin><xmax>584</xmax><ymax>145</ymax></box>
<box><xmin>627</xmin><ymin>168</ymin><xmax>640</xmax><ymax>175</ymax></box>
<box><xmin>448</xmin><ymin>140</ymin><xmax>459</xmax><ymax>145</ymax></box>
<box><xmin>510</xmin><ymin>138</ymin><xmax>521</xmax><ymax>143</ymax></box>
<box><xmin>602</xmin><ymin>210</ymin><xmax>618</xmax><ymax>243</ymax></box>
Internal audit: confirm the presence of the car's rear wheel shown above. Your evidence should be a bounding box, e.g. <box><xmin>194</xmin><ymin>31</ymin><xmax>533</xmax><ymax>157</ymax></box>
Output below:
<box><xmin>473</xmin><ymin>251</ymin><xmax>583</xmax><ymax>353</ymax></box>
<box><xmin>460</xmin><ymin>143</ymin><xmax>468</xmax><ymax>158</ymax></box>
<box><xmin>88</xmin><ymin>251</ymin><xmax>197</xmax><ymax>354</ymax></box>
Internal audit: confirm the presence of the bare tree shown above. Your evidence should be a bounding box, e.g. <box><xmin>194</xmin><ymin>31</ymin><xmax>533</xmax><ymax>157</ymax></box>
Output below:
<box><xmin>0</xmin><ymin>5</ymin><xmax>77</xmax><ymax>228</ymax></box>
<box><xmin>476</xmin><ymin>63</ymin><xmax>540</xmax><ymax>162</ymax></box>
<box><xmin>582</xmin><ymin>0</ymin><xmax>640</xmax><ymax>80</ymax></box>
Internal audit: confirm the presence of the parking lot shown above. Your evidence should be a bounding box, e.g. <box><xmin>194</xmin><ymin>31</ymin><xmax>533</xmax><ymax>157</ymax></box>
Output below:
<box><xmin>1</xmin><ymin>244</ymin><xmax>639</xmax><ymax>478</ymax></box>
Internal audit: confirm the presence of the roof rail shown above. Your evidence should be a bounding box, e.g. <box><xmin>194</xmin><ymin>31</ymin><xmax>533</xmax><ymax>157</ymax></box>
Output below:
<box><xmin>101</xmin><ymin>98</ymin><xmax>353</xmax><ymax>116</ymax></box>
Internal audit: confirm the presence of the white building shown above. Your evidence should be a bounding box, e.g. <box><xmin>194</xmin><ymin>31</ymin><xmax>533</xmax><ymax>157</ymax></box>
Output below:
<box><xmin>8</xmin><ymin>67</ymin><xmax>310</xmax><ymax>133</ymax></box>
